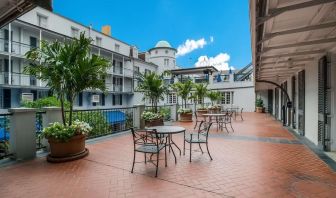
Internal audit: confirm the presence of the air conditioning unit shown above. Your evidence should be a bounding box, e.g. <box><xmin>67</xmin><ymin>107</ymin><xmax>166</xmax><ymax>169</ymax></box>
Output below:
<box><xmin>91</xmin><ymin>94</ymin><xmax>100</xmax><ymax>103</ymax></box>
<box><xmin>21</xmin><ymin>93</ymin><xmax>34</xmax><ymax>102</ymax></box>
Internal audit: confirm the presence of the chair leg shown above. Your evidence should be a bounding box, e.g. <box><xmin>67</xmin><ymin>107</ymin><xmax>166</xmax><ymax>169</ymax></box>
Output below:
<box><xmin>183</xmin><ymin>132</ymin><xmax>185</xmax><ymax>156</ymax></box>
<box><xmin>144</xmin><ymin>153</ymin><xmax>146</xmax><ymax>164</ymax></box>
<box><xmin>194</xmin><ymin>121</ymin><xmax>198</xmax><ymax>129</ymax></box>
<box><xmin>189</xmin><ymin>143</ymin><xmax>192</xmax><ymax>162</ymax></box>
<box><xmin>131</xmin><ymin>151</ymin><xmax>136</xmax><ymax>173</ymax></box>
<box><xmin>241</xmin><ymin>114</ymin><xmax>243</xmax><ymax>121</ymax></box>
<box><xmin>206</xmin><ymin>143</ymin><xmax>213</xmax><ymax>160</ymax></box>
<box><xmin>198</xmin><ymin>143</ymin><xmax>204</xmax><ymax>154</ymax></box>
<box><xmin>165</xmin><ymin>143</ymin><xmax>167</xmax><ymax>167</ymax></box>
<box><xmin>155</xmin><ymin>152</ymin><xmax>159</xmax><ymax>177</ymax></box>
<box><xmin>224</xmin><ymin>123</ymin><xmax>229</xmax><ymax>133</ymax></box>
<box><xmin>230</xmin><ymin>122</ymin><xmax>234</xmax><ymax>132</ymax></box>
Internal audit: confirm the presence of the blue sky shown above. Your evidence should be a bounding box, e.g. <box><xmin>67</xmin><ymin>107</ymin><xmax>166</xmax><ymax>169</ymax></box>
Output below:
<box><xmin>53</xmin><ymin>0</ymin><xmax>251</xmax><ymax>70</ymax></box>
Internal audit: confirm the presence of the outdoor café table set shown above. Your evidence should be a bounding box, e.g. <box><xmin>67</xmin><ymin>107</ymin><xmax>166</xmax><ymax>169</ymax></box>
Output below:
<box><xmin>131</xmin><ymin>121</ymin><xmax>213</xmax><ymax>177</ymax></box>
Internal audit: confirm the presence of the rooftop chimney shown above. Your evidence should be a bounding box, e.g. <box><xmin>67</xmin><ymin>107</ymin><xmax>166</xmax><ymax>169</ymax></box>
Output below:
<box><xmin>101</xmin><ymin>25</ymin><xmax>111</xmax><ymax>36</ymax></box>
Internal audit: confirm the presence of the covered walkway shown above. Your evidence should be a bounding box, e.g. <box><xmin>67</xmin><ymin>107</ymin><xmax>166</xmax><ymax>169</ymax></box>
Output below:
<box><xmin>0</xmin><ymin>113</ymin><xmax>336</xmax><ymax>197</ymax></box>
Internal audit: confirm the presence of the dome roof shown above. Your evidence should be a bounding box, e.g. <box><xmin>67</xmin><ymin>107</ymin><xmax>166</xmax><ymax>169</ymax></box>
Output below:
<box><xmin>155</xmin><ymin>40</ymin><xmax>172</xmax><ymax>48</ymax></box>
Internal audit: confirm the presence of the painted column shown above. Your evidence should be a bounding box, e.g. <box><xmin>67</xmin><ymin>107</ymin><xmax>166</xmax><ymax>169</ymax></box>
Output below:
<box><xmin>8</xmin><ymin>108</ymin><xmax>37</xmax><ymax>161</ymax></box>
<box><xmin>41</xmin><ymin>107</ymin><xmax>63</xmax><ymax>150</ymax></box>
<box><xmin>133</xmin><ymin>104</ymin><xmax>145</xmax><ymax>129</ymax></box>
<box><xmin>8</xmin><ymin>23</ymin><xmax>12</xmax><ymax>85</ymax></box>
<box><xmin>39</xmin><ymin>29</ymin><xmax>42</xmax><ymax>87</ymax></box>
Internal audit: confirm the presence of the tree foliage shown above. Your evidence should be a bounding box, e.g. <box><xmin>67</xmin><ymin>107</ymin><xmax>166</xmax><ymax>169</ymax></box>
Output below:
<box><xmin>136</xmin><ymin>72</ymin><xmax>169</xmax><ymax>113</ymax></box>
<box><xmin>207</xmin><ymin>91</ymin><xmax>222</xmax><ymax>105</ymax></box>
<box><xmin>172</xmin><ymin>80</ymin><xmax>194</xmax><ymax>109</ymax></box>
<box><xmin>194</xmin><ymin>83</ymin><xmax>209</xmax><ymax>109</ymax></box>
<box><xmin>24</xmin><ymin>33</ymin><xmax>110</xmax><ymax>126</ymax></box>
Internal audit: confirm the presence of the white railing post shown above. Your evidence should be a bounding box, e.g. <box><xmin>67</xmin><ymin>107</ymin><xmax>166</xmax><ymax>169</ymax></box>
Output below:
<box><xmin>8</xmin><ymin>108</ymin><xmax>37</xmax><ymax>161</ymax></box>
<box><xmin>133</xmin><ymin>104</ymin><xmax>145</xmax><ymax>129</ymax></box>
<box><xmin>171</xmin><ymin>104</ymin><xmax>178</xmax><ymax>121</ymax></box>
<box><xmin>42</xmin><ymin>107</ymin><xmax>63</xmax><ymax>150</ymax></box>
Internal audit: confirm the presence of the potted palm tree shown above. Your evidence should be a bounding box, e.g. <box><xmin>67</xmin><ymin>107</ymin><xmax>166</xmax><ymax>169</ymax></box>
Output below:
<box><xmin>25</xmin><ymin>33</ymin><xmax>110</xmax><ymax>162</ymax></box>
<box><xmin>194</xmin><ymin>83</ymin><xmax>209</xmax><ymax>116</ymax></box>
<box><xmin>207</xmin><ymin>91</ymin><xmax>222</xmax><ymax>112</ymax></box>
<box><xmin>173</xmin><ymin>80</ymin><xmax>194</xmax><ymax>122</ymax></box>
<box><xmin>136</xmin><ymin>72</ymin><xmax>168</xmax><ymax>127</ymax></box>
<box><xmin>255</xmin><ymin>98</ymin><xmax>264</xmax><ymax>113</ymax></box>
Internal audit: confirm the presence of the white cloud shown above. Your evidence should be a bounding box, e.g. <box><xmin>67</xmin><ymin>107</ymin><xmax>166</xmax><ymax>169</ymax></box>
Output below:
<box><xmin>176</xmin><ymin>38</ymin><xmax>207</xmax><ymax>57</ymax></box>
<box><xmin>195</xmin><ymin>53</ymin><xmax>235</xmax><ymax>71</ymax></box>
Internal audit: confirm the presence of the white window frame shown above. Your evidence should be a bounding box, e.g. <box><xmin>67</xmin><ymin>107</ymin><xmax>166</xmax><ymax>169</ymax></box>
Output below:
<box><xmin>96</xmin><ymin>37</ymin><xmax>102</xmax><ymax>47</ymax></box>
<box><xmin>221</xmin><ymin>91</ymin><xmax>234</xmax><ymax>105</ymax></box>
<box><xmin>164</xmin><ymin>59</ymin><xmax>169</xmax><ymax>66</ymax></box>
<box><xmin>167</xmin><ymin>93</ymin><xmax>177</xmax><ymax>104</ymax></box>
<box><xmin>37</xmin><ymin>14</ymin><xmax>48</xmax><ymax>28</ymax></box>
<box><xmin>114</xmin><ymin>44</ymin><xmax>120</xmax><ymax>52</ymax></box>
<box><xmin>71</xmin><ymin>27</ymin><xmax>79</xmax><ymax>38</ymax></box>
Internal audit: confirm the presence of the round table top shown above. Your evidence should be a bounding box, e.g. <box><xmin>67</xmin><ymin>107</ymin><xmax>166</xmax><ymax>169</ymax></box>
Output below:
<box><xmin>203</xmin><ymin>113</ymin><xmax>227</xmax><ymax>116</ymax></box>
<box><xmin>146</xmin><ymin>126</ymin><xmax>186</xmax><ymax>134</ymax></box>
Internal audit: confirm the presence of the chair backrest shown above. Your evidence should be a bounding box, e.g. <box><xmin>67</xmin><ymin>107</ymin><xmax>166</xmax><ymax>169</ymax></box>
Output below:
<box><xmin>198</xmin><ymin>121</ymin><xmax>212</xmax><ymax>139</ymax></box>
<box><xmin>130</xmin><ymin>128</ymin><xmax>160</xmax><ymax>148</ymax></box>
<box><xmin>240</xmin><ymin>108</ymin><xmax>243</xmax><ymax>113</ymax></box>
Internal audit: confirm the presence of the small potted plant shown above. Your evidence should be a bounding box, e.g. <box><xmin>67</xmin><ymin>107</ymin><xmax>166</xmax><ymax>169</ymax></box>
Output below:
<box><xmin>255</xmin><ymin>98</ymin><xmax>264</xmax><ymax>113</ymax></box>
<box><xmin>207</xmin><ymin>91</ymin><xmax>222</xmax><ymax>112</ymax></box>
<box><xmin>194</xmin><ymin>83</ymin><xmax>208</xmax><ymax>116</ymax></box>
<box><xmin>142</xmin><ymin>111</ymin><xmax>164</xmax><ymax>127</ymax></box>
<box><xmin>136</xmin><ymin>71</ymin><xmax>169</xmax><ymax>127</ymax></box>
<box><xmin>172</xmin><ymin>80</ymin><xmax>194</xmax><ymax>122</ymax></box>
<box><xmin>42</xmin><ymin>120</ymin><xmax>92</xmax><ymax>159</ymax></box>
<box><xmin>177</xmin><ymin>108</ymin><xmax>193</xmax><ymax>121</ymax></box>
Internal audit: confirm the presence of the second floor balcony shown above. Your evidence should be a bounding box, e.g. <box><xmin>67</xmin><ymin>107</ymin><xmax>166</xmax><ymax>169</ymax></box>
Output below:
<box><xmin>0</xmin><ymin>38</ymin><xmax>37</xmax><ymax>57</ymax></box>
<box><xmin>0</xmin><ymin>72</ymin><xmax>46</xmax><ymax>87</ymax></box>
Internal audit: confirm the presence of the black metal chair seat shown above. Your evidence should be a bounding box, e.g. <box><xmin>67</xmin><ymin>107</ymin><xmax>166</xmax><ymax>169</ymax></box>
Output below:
<box><xmin>131</xmin><ymin>128</ymin><xmax>167</xmax><ymax>177</ymax></box>
<box><xmin>135</xmin><ymin>143</ymin><xmax>165</xmax><ymax>153</ymax></box>
<box><xmin>184</xmin><ymin>121</ymin><xmax>213</xmax><ymax>162</ymax></box>
<box><xmin>184</xmin><ymin>134</ymin><xmax>206</xmax><ymax>143</ymax></box>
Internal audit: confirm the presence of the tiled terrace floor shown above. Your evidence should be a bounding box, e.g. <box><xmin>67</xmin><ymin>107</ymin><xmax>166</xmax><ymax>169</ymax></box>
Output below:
<box><xmin>1</xmin><ymin>113</ymin><xmax>336</xmax><ymax>198</ymax></box>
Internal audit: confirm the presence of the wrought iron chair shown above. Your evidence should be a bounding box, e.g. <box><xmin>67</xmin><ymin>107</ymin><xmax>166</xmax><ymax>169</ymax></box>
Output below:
<box><xmin>235</xmin><ymin>108</ymin><xmax>244</xmax><ymax>121</ymax></box>
<box><xmin>183</xmin><ymin>121</ymin><xmax>213</xmax><ymax>162</ymax></box>
<box><xmin>194</xmin><ymin>111</ymin><xmax>205</xmax><ymax>129</ymax></box>
<box><xmin>218</xmin><ymin>111</ymin><xmax>234</xmax><ymax>133</ymax></box>
<box><xmin>130</xmin><ymin>128</ymin><xmax>167</xmax><ymax>177</ymax></box>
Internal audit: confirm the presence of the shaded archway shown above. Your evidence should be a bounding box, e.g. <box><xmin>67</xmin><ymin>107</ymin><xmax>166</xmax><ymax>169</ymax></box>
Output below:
<box><xmin>256</xmin><ymin>79</ymin><xmax>292</xmax><ymax>126</ymax></box>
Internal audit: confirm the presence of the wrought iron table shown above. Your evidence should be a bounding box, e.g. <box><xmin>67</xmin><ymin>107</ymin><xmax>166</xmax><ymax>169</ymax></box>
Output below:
<box><xmin>203</xmin><ymin>113</ymin><xmax>228</xmax><ymax>131</ymax></box>
<box><xmin>146</xmin><ymin>126</ymin><xmax>186</xmax><ymax>164</ymax></box>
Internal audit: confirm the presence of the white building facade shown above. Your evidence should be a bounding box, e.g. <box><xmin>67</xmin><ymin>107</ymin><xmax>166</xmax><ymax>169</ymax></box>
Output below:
<box><xmin>0</xmin><ymin>6</ymin><xmax>255</xmax><ymax>112</ymax></box>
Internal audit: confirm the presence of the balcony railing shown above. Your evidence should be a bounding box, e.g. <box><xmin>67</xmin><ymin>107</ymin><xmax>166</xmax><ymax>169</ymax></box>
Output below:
<box><xmin>68</xmin><ymin>107</ymin><xmax>135</xmax><ymax>139</ymax></box>
<box><xmin>0</xmin><ymin>38</ymin><xmax>37</xmax><ymax>56</ymax></box>
<box><xmin>0</xmin><ymin>111</ymin><xmax>45</xmax><ymax>160</ymax></box>
<box><xmin>0</xmin><ymin>72</ymin><xmax>44</xmax><ymax>87</ymax></box>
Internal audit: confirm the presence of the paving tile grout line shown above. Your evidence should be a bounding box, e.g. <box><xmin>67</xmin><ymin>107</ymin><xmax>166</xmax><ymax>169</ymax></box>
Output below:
<box><xmin>84</xmin><ymin>158</ymin><xmax>233</xmax><ymax>198</ymax></box>
<box><xmin>209</xmin><ymin>134</ymin><xmax>302</xmax><ymax>145</ymax></box>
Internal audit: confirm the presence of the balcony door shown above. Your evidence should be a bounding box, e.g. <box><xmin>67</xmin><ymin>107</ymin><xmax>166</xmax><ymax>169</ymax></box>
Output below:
<box><xmin>318</xmin><ymin>56</ymin><xmax>331</xmax><ymax>151</ymax></box>
<box><xmin>292</xmin><ymin>76</ymin><xmax>296</xmax><ymax>129</ymax></box>
<box><xmin>3</xmin><ymin>89</ymin><xmax>11</xmax><ymax>108</ymax></box>
<box><xmin>298</xmin><ymin>70</ymin><xmax>305</xmax><ymax>136</ymax></box>
<box><xmin>267</xmin><ymin>89</ymin><xmax>273</xmax><ymax>114</ymax></box>
<box><xmin>275</xmin><ymin>88</ymin><xmax>279</xmax><ymax>119</ymax></box>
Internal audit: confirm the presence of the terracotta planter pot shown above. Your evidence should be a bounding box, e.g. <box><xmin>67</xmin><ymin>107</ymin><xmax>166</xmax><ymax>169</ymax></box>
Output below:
<box><xmin>256</xmin><ymin>107</ymin><xmax>264</xmax><ymax>113</ymax></box>
<box><xmin>208</xmin><ymin>107</ymin><xmax>221</xmax><ymax>113</ymax></box>
<box><xmin>179</xmin><ymin>112</ymin><xmax>193</xmax><ymax>122</ymax></box>
<box><xmin>47</xmin><ymin>134</ymin><xmax>88</xmax><ymax>162</ymax></box>
<box><xmin>196</xmin><ymin>109</ymin><xmax>208</xmax><ymax>117</ymax></box>
<box><xmin>145</xmin><ymin>118</ymin><xmax>164</xmax><ymax>127</ymax></box>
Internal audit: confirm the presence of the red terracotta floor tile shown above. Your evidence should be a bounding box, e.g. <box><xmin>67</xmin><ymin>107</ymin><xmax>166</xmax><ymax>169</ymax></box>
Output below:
<box><xmin>0</xmin><ymin>113</ymin><xmax>335</xmax><ymax>198</ymax></box>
